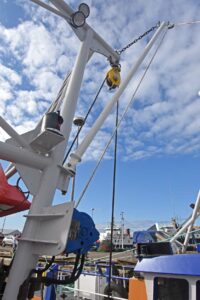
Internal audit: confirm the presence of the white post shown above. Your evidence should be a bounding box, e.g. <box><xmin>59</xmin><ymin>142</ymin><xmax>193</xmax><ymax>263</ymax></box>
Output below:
<box><xmin>60</xmin><ymin>29</ymin><xmax>93</xmax><ymax>140</ymax></box>
<box><xmin>67</xmin><ymin>22</ymin><xmax>166</xmax><ymax>169</ymax></box>
<box><xmin>3</xmin><ymin>28</ymin><xmax>93</xmax><ymax>300</ymax></box>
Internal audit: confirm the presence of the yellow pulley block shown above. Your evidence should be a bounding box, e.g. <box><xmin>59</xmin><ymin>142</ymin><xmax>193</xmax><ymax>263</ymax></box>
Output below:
<box><xmin>106</xmin><ymin>65</ymin><xmax>121</xmax><ymax>89</ymax></box>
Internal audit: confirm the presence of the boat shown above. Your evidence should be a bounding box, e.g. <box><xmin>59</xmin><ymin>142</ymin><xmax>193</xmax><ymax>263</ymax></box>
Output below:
<box><xmin>133</xmin><ymin>217</ymin><xmax>200</xmax><ymax>251</ymax></box>
<box><xmin>99</xmin><ymin>225</ymin><xmax>133</xmax><ymax>250</ymax></box>
<box><xmin>99</xmin><ymin>214</ymin><xmax>133</xmax><ymax>251</ymax></box>
<box><xmin>131</xmin><ymin>253</ymin><xmax>200</xmax><ymax>300</ymax></box>
<box><xmin>0</xmin><ymin>1</ymin><xmax>200</xmax><ymax>299</ymax></box>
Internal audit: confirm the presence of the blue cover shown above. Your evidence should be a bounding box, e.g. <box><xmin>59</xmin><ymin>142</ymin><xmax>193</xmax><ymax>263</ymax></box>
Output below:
<box><xmin>133</xmin><ymin>230</ymin><xmax>157</xmax><ymax>243</ymax></box>
<box><xmin>134</xmin><ymin>254</ymin><xmax>200</xmax><ymax>276</ymax></box>
<box><xmin>66</xmin><ymin>209</ymin><xmax>99</xmax><ymax>254</ymax></box>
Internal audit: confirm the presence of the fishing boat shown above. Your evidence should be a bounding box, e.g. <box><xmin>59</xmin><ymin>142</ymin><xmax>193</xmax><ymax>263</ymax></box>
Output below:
<box><xmin>0</xmin><ymin>1</ymin><xmax>200</xmax><ymax>299</ymax></box>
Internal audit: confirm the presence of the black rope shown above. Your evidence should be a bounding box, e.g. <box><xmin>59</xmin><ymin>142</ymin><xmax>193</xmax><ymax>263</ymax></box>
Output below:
<box><xmin>62</xmin><ymin>77</ymin><xmax>106</xmax><ymax>164</ymax></box>
<box><xmin>17</xmin><ymin>252</ymin><xmax>85</xmax><ymax>299</ymax></box>
<box><xmin>107</xmin><ymin>100</ymin><xmax>119</xmax><ymax>298</ymax></box>
<box><xmin>16</xmin><ymin>177</ymin><xmax>30</xmax><ymax>199</ymax></box>
<box><xmin>40</xmin><ymin>253</ymin><xmax>85</xmax><ymax>285</ymax></box>
<box><xmin>17</xmin><ymin>256</ymin><xmax>55</xmax><ymax>300</ymax></box>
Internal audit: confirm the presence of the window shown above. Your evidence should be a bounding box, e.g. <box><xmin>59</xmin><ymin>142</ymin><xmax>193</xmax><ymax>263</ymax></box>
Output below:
<box><xmin>154</xmin><ymin>277</ymin><xmax>189</xmax><ymax>300</ymax></box>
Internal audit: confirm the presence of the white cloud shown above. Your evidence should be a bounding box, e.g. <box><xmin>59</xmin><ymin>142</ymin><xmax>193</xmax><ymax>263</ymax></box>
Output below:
<box><xmin>0</xmin><ymin>64</ymin><xmax>21</xmax><ymax>105</ymax></box>
<box><xmin>0</xmin><ymin>64</ymin><xmax>21</xmax><ymax>85</ymax></box>
<box><xmin>0</xmin><ymin>0</ymin><xmax>200</xmax><ymax>161</ymax></box>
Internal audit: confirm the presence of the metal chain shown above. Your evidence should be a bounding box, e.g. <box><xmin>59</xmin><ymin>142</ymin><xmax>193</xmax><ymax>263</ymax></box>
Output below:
<box><xmin>117</xmin><ymin>22</ymin><xmax>160</xmax><ymax>54</ymax></box>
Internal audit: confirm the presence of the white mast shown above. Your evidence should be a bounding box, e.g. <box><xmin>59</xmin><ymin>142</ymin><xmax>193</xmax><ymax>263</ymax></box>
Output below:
<box><xmin>0</xmin><ymin>1</ymin><xmax>167</xmax><ymax>298</ymax></box>
<box><xmin>65</xmin><ymin>21</ymin><xmax>166</xmax><ymax>171</ymax></box>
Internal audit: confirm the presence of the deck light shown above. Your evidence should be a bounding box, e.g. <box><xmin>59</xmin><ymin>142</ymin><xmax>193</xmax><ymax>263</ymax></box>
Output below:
<box><xmin>78</xmin><ymin>3</ymin><xmax>90</xmax><ymax>18</ymax></box>
<box><xmin>71</xmin><ymin>11</ymin><xmax>85</xmax><ymax>28</ymax></box>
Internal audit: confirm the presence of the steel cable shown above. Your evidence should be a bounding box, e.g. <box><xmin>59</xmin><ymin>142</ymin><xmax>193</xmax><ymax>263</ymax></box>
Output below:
<box><xmin>75</xmin><ymin>28</ymin><xmax>168</xmax><ymax>208</ymax></box>
<box><xmin>63</xmin><ymin>77</ymin><xmax>106</xmax><ymax>164</ymax></box>
<box><xmin>174</xmin><ymin>20</ymin><xmax>200</xmax><ymax>27</ymax></box>
<box><xmin>107</xmin><ymin>100</ymin><xmax>119</xmax><ymax>298</ymax></box>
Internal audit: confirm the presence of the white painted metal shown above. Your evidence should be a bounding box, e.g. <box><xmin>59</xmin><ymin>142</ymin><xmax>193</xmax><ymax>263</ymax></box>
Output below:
<box><xmin>31</xmin><ymin>0</ymin><xmax>119</xmax><ymax>62</ymax></box>
<box><xmin>0</xmin><ymin>140</ymin><xmax>51</xmax><ymax>169</ymax></box>
<box><xmin>49</xmin><ymin>0</ymin><xmax>119</xmax><ymax>62</ymax></box>
<box><xmin>0</xmin><ymin>116</ymin><xmax>30</xmax><ymax>149</ymax></box>
<box><xmin>0</xmin><ymin>2</ymin><xmax>167</xmax><ymax>298</ymax></box>
<box><xmin>66</xmin><ymin>22</ymin><xmax>166</xmax><ymax>170</ymax></box>
<box><xmin>30</xmin><ymin>129</ymin><xmax>65</xmax><ymax>153</ymax></box>
<box><xmin>3</xmin><ymin>28</ymin><xmax>93</xmax><ymax>300</ymax></box>
<box><xmin>3</xmin><ymin>160</ymin><xmax>62</xmax><ymax>299</ymax></box>
<box><xmin>31</xmin><ymin>0</ymin><xmax>66</xmax><ymax>18</ymax></box>
<box><xmin>2</xmin><ymin>6</ymin><xmax>119</xmax><ymax>296</ymax></box>
<box><xmin>182</xmin><ymin>193</ymin><xmax>200</xmax><ymax>252</ymax></box>
<box><xmin>60</xmin><ymin>29</ymin><xmax>93</xmax><ymax>141</ymax></box>
<box><xmin>21</xmin><ymin>202</ymin><xmax>74</xmax><ymax>255</ymax></box>
<box><xmin>5</xmin><ymin>129</ymin><xmax>44</xmax><ymax>193</ymax></box>
<box><xmin>170</xmin><ymin>190</ymin><xmax>200</xmax><ymax>251</ymax></box>
<box><xmin>16</xmin><ymin>165</ymin><xmax>43</xmax><ymax>195</ymax></box>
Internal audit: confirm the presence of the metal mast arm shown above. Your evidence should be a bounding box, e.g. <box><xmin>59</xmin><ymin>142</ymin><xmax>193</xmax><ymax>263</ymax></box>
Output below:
<box><xmin>31</xmin><ymin>0</ymin><xmax>119</xmax><ymax>63</ymax></box>
<box><xmin>170</xmin><ymin>190</ymin><xmax>200</xmax><ymax>253</ymax></box>
<box><xmin>2</xmin><ymin>2</ymin><xmax>120</xmax><ymax>299</ymax></box>
<box><xmin>66</xmin><ymin>22</ymin><xmax>166</xmax><ymax>170</ymax></box>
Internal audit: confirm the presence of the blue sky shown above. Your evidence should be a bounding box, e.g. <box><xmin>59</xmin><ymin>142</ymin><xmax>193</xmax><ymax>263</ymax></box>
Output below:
<box><xmin>0</xmin><ymin>0</ymin><xmax>200</xmax><ymax>232</ymax></box>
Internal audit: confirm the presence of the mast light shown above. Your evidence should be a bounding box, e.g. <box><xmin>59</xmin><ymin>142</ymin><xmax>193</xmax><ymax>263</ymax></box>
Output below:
<box><xmin>71</xmin><ymin>3</ymin><xmax>90</xmax><ymax>28</ymax></box>
<box><xmin>79</xmin><ymin>3</ymin><xmax>90</xmax><ymax>18</ymax></box>
<box><xmin>71</xmin><ymin>11</ymin><xmax>85</xmax><ymax>28</ymax></box>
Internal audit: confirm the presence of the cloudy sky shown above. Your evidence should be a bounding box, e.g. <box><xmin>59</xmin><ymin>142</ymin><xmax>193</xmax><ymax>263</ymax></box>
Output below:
<box><xmin>0</xmin><ymin>0</ymin><xmax>200</xmax><ymax>231</ymax></box>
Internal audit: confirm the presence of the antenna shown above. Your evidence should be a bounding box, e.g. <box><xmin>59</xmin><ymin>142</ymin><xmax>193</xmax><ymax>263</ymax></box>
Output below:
<box><xmin>121</xmin><ymin>211</ymin><xmax>124</xmax><ymax>249</ymax></box>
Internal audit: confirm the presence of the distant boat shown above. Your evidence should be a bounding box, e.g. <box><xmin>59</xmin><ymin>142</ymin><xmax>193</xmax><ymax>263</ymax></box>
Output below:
<box><xmin>99</xmin><ymin>225</ymin><xmax>133</xmax><ymax>250</ymax></box>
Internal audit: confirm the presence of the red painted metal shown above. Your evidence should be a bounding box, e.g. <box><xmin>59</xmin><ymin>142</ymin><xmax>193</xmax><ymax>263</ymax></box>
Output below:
<box><xmin>0</xmin><ymin>164</ymin><xmax>31</xmax><ymax>217</ymax></box>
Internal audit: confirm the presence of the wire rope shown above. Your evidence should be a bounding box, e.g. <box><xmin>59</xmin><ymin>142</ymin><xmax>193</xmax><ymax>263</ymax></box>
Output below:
<box><xmin>107</xmin><ymin>100</ymin><xmax>119</xmax><ymax>297</ymax></box>
<box><xmin>174</xmin><ymin>20</ymin><xmax>200</xmax><ymax>27</ymax></box>
<box><xmin>63</xmin><ymin>77</ymin><xmax>106</xmax><ymax>164</ymax></box>
<box><xmin>75</xmin><ymin>28</ymin><xmax>168</xmax><ymax>209</ymax></box>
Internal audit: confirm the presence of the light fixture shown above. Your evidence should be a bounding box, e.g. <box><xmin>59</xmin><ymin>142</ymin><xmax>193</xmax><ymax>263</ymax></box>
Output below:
<box><xmin>78</xmin><ymin>3</ymin><xmax>90</xmax><ymax>18</ymax></box>
<box><xmin>73</xmin><ymin>116</ymin><xmax>85</xmax><ymax>127</ymax></box>
<box><xmin>71</xmin><ymin>11</ymin><xmax>85</xmax><ymax>28</ymax></box>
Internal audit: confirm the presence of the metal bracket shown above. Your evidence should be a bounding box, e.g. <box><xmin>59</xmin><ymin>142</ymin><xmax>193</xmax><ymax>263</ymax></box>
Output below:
<box><xmin>21</xmin><ymin>202</ymin><xmax>74</xmax><ymax>255</ymax></box>
<box><xmin>30</xmin><ymin>129</ymin><xmax>65</xmax><ymax>153</ymax></box>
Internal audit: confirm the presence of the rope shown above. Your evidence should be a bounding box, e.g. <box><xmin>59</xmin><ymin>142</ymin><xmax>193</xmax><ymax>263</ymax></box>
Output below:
<box><xmin>174</xmin><ymin>20</ymin><xmax>200</xmax><ymax>27</ymax></box>
<box><xmin>63</xmin><ymin>77</ymin><xmax>106</xmax><ymax>164</ymax></box>
<box><xmin>48</xmin><ymin>72</ymin><xmax>71</xmax><ymax>113</ymax></box>
<box><xmin>16</xmin><ymin>177</ymin><xmax>30</xmax><ymax>199</ymax></box>
<box><xmin>107</xmin><ymin>100</ymin><xmax>119</xmax><ymax>297</ymax></box>
<box><xmin>158</xmin><ymin>227</ymin><xmax>200</xmax><ymax>243</ymax></box>
<box><xmin>88</xmin><ymin>249</ymin><xmax>134</xmax><ymax>263</ymax></box>
<box><xmin>75</xmin><ymin>28</ymin><xmax>168</xmax><ymax>208</ymax></box>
